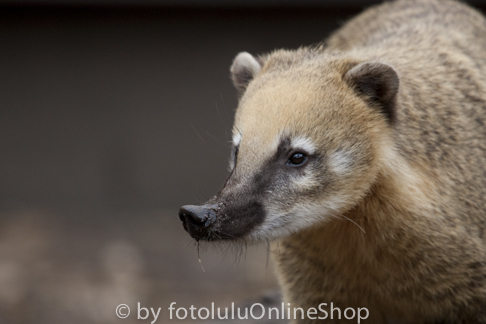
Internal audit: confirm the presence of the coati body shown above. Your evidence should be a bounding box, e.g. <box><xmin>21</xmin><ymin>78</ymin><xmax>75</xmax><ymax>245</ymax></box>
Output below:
<box><xmin>179</xmin><ymin>0</ymin><xmax>486</xmax><ymax>323</ymax></box>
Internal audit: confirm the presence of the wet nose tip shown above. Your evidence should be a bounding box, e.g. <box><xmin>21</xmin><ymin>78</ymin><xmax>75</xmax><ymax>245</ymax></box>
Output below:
<box><xmin>179</xmin><ymin>205</ymin><xmax>207</xmax><ymax>225</ymax></box>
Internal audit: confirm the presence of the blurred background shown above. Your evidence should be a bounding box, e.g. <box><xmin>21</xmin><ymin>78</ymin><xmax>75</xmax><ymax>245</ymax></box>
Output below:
<box><xmin>0</xmin><ymin>0</ymin><xmax>485</xmax><ymax>323</ymax></box>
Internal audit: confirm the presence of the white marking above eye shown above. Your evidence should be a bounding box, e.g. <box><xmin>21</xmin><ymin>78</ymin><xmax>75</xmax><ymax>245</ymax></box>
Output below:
<box><xmin>291</xmin><ymin>136</ymin><xmax>316</xmax><ymax>155</ymax></box>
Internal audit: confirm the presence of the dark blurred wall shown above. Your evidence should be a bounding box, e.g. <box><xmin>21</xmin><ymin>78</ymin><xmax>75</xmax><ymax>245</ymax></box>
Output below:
<box><xmin>0</xmin><ymin>6</ymin><xmax>360</xmax><ymax>214</ymax></box>
<box><xmin>0</xmin><ymin>2</ymin><xmax>484</xmax><ymax>215</ymax></box>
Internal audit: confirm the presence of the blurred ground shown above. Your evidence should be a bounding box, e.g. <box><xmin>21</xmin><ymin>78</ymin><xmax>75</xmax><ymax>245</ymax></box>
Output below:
<box><xmin>0</xmin><ymin>208</ymin><xmax>279</xmax><ymax>324</ymax></box>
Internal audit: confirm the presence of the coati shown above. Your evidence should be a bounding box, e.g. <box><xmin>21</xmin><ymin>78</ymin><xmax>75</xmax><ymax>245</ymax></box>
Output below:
<box><xmin>179</xmin><ymin>0</ymin><xmax>486</xmax><ymax>322</ymax></box>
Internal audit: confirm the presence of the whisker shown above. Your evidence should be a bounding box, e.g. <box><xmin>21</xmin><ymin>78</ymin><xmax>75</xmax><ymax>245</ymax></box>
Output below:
<box><xmin>339</xmin><ymin>214</ymin><xmax>366</xmax><ymax>233</ymax></box>
<box><xmin>189</xmin><ymin>122</ymin><xmax>206</xmax><ymax>144</ymax></box>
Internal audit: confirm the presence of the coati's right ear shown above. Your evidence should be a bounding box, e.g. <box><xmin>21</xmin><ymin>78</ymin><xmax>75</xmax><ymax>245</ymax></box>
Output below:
<box><xmin>344</xmin><ymin>61</ymin><xmax>399</xmax><ymax>123</ymax></box>
<box><xmin>230</xmin><ymin>52</ymin><xmax>262</xmax><ymax>97</ymax></box>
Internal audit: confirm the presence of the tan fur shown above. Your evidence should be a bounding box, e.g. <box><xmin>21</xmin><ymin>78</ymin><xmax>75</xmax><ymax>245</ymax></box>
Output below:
<box><xmin>231</xmin><ymin>0</ymin><xmax>486</xmax><ymax>323</ymax></box>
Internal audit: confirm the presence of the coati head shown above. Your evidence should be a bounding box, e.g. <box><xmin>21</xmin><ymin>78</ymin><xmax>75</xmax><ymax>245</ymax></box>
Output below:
<box><xmin>179</xmin><ymin>49</ymin><xmax>399</xmax><ymax>241</ymax></box>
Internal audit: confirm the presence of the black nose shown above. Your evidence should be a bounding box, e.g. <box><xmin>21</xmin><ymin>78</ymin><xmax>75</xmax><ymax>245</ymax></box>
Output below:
<box><xmin>179</xmin><ymin>205</ymin><xmax>208</xmax><ymax>226</ymax></box>
<box><xmin>179</xmin><ymin>204</ymin><xmax>218</xmax><ymax>239</ymax></box>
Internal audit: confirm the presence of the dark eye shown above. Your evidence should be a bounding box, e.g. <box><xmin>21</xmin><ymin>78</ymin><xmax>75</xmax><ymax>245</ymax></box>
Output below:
<box><xmin>230</xmin><ymin>145</ymin><xmax>239</xmax><ymax>168</ymax></box>
<box><xmin>287</xmin><ymin>152</ymin><xmax>307</xmax><ymax>166</ymax></box>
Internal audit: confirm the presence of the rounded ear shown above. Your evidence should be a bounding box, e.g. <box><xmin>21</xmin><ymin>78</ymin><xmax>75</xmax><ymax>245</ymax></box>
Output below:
<box><xmin>230</xmin><ymin>52</ymin><xmax>262</xmax><ymax>97</ymax></box>
<box><xmin>344</xmin><ymin>61</ymin><xmax>399</xmax><ymax>123</ymax></box>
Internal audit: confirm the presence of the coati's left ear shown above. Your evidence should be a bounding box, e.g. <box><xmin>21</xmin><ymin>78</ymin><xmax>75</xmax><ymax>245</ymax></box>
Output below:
<box><xmin>344</xmin><ymin>61</ymin><xmax>399</xmax><ymax>123</ymax></box>
<box><xmin>230</xmin><ymin>52</ymin><xmax>262</xmax><ymax>97</ymax></box>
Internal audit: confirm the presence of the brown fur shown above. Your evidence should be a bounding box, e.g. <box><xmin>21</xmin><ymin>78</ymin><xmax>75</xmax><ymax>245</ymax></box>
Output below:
<box><xmin>260</xmin><ymin>0</ymin><xmax>486</xmax><ymax>323</ymax></box>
